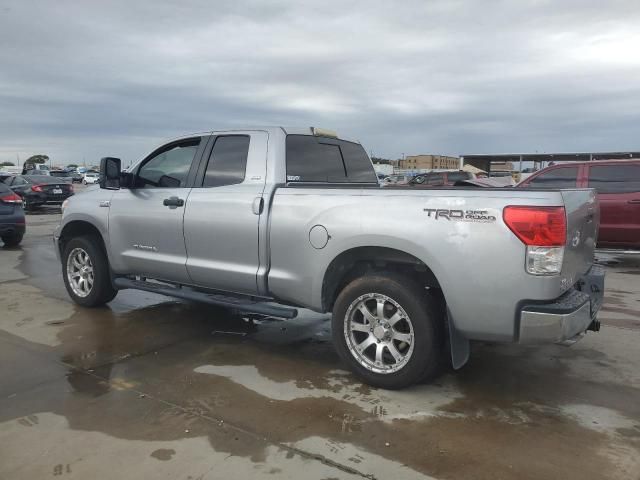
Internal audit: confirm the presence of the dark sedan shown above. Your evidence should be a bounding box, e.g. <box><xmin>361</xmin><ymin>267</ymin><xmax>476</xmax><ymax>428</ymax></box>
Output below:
<box><xmin>0</xmin><ymin>181</ymin><xmax>25</xmax><ymax>246</ymax></box>
<box><xmin>2</xmin><ymin>175</ymin><xmax>74</xmax><ymax>211</ymax></box>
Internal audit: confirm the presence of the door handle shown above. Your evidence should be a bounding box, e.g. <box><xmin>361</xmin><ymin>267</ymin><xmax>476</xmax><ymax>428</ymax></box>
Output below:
<box><xmin>252</xmin><ymin>196</ymin><xmax>264</xmax><ymax>215</ymax></box>
<box><xmin>163</xmin><ymin>196</ymin><xmax>184</xmax><ymax>207</ymax></box>
<box><xmin>628</xmin><ymin>199</ymin><xmax>640</xmax><ymax>204</ymax></box>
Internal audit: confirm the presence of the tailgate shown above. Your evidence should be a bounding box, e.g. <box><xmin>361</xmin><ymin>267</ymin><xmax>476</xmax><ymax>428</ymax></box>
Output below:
<box><xmin>561</xmin><ymin>189</ymin><xmax>599</xmax><ymax>278</ymax></box>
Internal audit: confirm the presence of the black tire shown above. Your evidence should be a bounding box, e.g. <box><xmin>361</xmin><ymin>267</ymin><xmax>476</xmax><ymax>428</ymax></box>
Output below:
<box><xmin>332</xmin><ymin>273</ymin><xmax>443</xmax><ymax>389</ymax></box>
<box><xmin>61</xmin><ymin>235</ymin><xmax>117</xmax><ymax>307</ymax></box>
<box><xmin>1</xmin><ymin>232</ymin><xmax>23</xmax><ymax>247</ymax></box>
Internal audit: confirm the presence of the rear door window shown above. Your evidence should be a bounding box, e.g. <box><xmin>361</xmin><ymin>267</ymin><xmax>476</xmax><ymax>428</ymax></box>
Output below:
<box><xmin>286</xmin><ymin>135</ymin><xmax>376</xmax><ymax>183</ymax></box>
<box><xmin>202</xmin><ymin>135</ymin><xmax>250</xmax><ymax>187</ymax></box>
<box><xmin>588</xmin><ymin>164</ymin><xmax>640</xmax><ymax>193</ymax></box>
<box><xmin>527</xmin><ymin>167</ymin><xmax>578</xmax><ymax>188</ymax></box>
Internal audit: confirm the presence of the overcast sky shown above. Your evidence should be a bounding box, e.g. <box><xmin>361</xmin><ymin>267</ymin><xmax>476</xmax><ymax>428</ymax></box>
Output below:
<box><xmin>1</xmin><ymin>0</ymin><xmax>639</xmax><ymax>166</ymax></box>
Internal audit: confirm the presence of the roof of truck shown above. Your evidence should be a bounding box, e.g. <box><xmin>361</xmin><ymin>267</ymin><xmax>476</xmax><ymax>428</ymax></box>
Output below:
<box><xmin>177</xmin><ymin>127</ymin><xmax>361</xmax><ymax>145</ymax></box>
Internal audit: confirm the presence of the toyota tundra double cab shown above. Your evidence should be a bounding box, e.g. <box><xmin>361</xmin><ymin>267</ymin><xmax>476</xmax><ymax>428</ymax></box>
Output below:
<box><xmin>54</xmin><ymin>127</ymin><xmax>604</xmax><ymax>389</ymax></box>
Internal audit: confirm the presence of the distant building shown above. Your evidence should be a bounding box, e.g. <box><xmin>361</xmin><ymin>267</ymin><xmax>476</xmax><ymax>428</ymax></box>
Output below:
<box><xmin>399</xmin><ymin>154</ymin><xmax>459</xmax><ymax>170</ymax></box>
<box><xmin>489</xmin><ymin>161</ymin><xmax>514</xmax><ymax>172</ymax></box>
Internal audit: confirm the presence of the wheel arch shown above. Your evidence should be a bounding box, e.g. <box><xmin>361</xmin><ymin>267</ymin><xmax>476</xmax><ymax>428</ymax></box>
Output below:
<box><xmin>58</xmin><ymin>220</ymin><xmax>109</xmax><ymax>259</ymax></box>
<box><xmin>321</xmin><ymin>246</ymin><xmax>445</xmax><ymax>313</ymax></box>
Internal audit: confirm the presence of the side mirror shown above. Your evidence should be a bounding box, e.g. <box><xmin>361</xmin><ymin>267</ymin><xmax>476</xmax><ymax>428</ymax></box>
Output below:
<box><xmin>99</xmin><ymin>157</ymin><xmax>121</xmax><ymax>190</ymax></box>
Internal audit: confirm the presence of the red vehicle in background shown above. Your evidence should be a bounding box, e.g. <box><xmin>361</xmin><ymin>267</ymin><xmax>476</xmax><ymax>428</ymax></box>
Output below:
<box><xmin>517</xmin><ymin>160</ymin><xmax>640</xmax><ymax>249</ymax></box>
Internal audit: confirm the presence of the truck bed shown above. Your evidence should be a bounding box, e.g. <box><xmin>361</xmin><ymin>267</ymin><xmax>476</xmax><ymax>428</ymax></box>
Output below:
<box><xmin>267</xmin><ymin>185</ymin><xmax>598</xmax><ymax>342</ymax></box>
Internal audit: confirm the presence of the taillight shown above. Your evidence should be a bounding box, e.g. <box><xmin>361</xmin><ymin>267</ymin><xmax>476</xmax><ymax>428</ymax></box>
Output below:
<box><xmin>0</xmin><ymin>192</ymin><xmax>22</xmax><ymax>204</ymax></box>
<box><xmin>503</xmin><ymin>206</ymin><xmax>566</xmax><ymax>275</ymax></box>
<box><xmin>503</xmin><ymin>206</ymin><xmax>566</xmax><ymax>246</ymax></box>
<box><xmin>31</xmin><ymin>185</ymin><xmax>44</xmax><ymax>192</ymax></box>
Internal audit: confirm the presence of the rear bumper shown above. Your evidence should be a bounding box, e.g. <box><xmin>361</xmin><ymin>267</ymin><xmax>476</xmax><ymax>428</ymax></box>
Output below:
<box><xmin>518</xmin><ymin>264</ymin><xmax>605</xmax><ymax>344</ymax></box>
<box><xmin>27</xmin><ymin>192</ymin><xmax>73</xmax><ymax>206</ymax></box>
<box><xmin>0</xmin><ymin>222</ymin><xmax>25</xmax><ymax>237</ymax></box>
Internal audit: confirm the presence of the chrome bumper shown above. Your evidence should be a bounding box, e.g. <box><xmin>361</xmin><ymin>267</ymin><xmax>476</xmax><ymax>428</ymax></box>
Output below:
<box><xmin>519</xmin><ymin>264</ymin><xmax>605</xmax><ymax>344</ymax></box>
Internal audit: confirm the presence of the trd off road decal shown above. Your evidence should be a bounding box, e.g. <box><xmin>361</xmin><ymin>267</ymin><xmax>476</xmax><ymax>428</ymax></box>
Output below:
<box><xmin>424</xmin><ymin>208</ymin><xmax>497</xmax><ymax>223</ymax></box>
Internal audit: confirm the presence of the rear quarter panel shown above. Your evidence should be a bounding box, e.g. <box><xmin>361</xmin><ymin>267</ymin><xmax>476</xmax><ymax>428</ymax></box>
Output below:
<box><xmin>268</xmin><ymin>187</ymin><xmax>576</xmax><ymax>341</ymax></box>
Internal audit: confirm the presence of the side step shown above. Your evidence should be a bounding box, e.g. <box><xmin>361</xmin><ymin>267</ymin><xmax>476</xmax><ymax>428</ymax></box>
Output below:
<box><xmin>113</xmin><ymin>277</ymin><xmax>298</xmax><ymax>319</ymax></box>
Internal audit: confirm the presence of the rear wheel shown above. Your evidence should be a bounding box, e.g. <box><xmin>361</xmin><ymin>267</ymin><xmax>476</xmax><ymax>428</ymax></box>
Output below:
<box><xmin>62</xmin><ymin>235</ymin><xmax>117</xmax><ymax>307</ymax></box>
<box><xmin>332</xmin><ymin>273</ymin><xmax>443</xmax><ymax>389</ymax></box>
<box><xmin>1</xmin><ymin>232</ymin><xmax>23</xmax><ymax>247</ymax></box>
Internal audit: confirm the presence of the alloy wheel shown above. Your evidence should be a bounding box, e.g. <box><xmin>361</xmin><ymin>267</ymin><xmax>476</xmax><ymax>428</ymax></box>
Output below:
<box><xmin>66</xmin><ymin>247</ymin><xmax>94</xmax><ymax>297</ymax></box>
<box><xmin>343</xmin><ymin>293</ymin><xmax>415</xmax><ymax>374</ymax></box>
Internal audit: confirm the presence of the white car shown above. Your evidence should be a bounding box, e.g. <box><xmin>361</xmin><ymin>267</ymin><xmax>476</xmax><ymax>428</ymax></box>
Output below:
<box><xmin>83</xmin><ymin>172</ymin><xmax>100</xmax><ymax>185</ymax></box>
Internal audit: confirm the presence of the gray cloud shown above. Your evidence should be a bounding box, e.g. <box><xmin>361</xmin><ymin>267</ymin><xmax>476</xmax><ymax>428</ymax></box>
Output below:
<box><xmin>1</xmin><ymin>0</ymin><xmax>639</xmax><ymax>166</ymax></box>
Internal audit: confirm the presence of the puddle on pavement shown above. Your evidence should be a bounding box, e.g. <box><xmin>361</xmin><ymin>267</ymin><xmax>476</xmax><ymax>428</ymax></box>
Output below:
<box><xmin>0</xmin><ymin>412</ymin><xmax>353</xmax><ymax>480</ymax></box>
<box><xmin>3</xmin><ymin>290</ymin><xmax>636</xmax><ymax>478</ymax></box>
<box><xmin>8</xmin><ymin>294</ymin><xmax>639</xmax><ymax>478</ymax></box>
<box><xmin>0</xmin><ymin>247</ymin><xmax>27</xmax><ymax>282</ymax></box>
<box><xmin>1</xmin><ymin>238</ymin><xmax>639</xmax><ymax>479</ymax></box>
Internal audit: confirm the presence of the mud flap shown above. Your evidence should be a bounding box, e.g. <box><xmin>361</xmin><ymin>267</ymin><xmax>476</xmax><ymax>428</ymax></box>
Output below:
<box><xmin>447</xmin><ymin>308</ymin><xmax>470</xmax><ymax>370</ymax></box>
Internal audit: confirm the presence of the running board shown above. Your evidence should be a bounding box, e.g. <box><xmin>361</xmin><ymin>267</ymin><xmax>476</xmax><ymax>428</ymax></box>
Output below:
<box><xmin>113</xmin><ymin>277</ymin><xmax>298</xmax><ymax>319</ymax></box>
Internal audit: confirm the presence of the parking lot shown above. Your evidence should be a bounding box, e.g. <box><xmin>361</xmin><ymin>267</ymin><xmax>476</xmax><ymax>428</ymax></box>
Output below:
<box><xmin>1</xmin><ymin>198</ymin><xmax>639</xmax><ymax>479</ymax></box>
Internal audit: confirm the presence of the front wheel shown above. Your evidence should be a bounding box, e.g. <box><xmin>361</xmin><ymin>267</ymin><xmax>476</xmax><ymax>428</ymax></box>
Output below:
<box><xmin>332</xmin><ymin>273</ymin><xmax>443</xmax><ymax>389</ymax></box>
<box><xmin>62</xmin><ymin>235</ymin><xmax>117</xmax><ymax>307</ymax></box>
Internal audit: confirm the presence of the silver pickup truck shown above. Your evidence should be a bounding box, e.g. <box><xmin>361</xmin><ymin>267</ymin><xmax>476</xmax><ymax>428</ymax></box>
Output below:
<box><xmin>54</xmin><ymin>127</ymin><xmax>604</xmax><ymax>389</ymax></box>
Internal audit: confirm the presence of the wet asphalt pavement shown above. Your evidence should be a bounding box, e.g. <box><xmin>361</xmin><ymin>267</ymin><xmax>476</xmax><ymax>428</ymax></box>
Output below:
<box><xmin>1</xmin><ymin>200</ymin><xmax>639</xmax><ymax>479</ymax></box>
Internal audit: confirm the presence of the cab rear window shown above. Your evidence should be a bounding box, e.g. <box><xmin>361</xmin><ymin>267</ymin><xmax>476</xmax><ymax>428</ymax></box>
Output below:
<box><xmin>286</xmin><ymin>135</ymin><xmax>377</xmax><ymax>183</ymax></box>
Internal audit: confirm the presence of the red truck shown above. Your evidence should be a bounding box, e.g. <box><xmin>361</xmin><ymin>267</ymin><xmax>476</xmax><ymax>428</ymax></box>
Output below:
<box><xmin>518</xmin><ymin>160</ymin><xmax>640</xmax><ymax>249</ymax></box>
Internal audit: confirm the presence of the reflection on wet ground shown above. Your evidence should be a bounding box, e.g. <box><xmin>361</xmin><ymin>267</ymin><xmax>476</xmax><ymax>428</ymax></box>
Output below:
<box><xmin>1</xmin><ymin>213</ymin><xmax>639</xmax><ymax>479</ymax></box>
